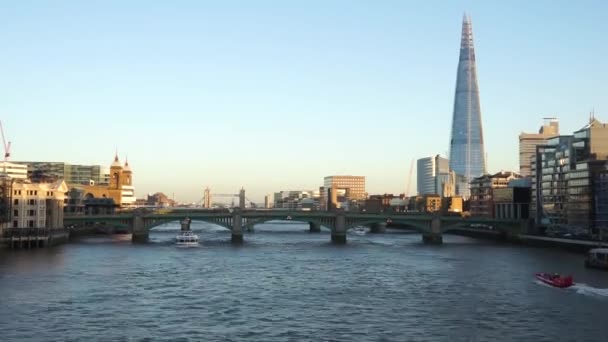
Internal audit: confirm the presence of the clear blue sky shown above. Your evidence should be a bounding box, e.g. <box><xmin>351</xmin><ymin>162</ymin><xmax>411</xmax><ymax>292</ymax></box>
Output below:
<box><xmin>1</xmin><ymin>0</ymin><xmax>606</xmax><ymax>203</ymax></box>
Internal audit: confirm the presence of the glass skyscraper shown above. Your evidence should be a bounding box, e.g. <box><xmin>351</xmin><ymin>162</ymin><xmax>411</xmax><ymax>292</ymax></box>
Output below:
<box><xmin>449</xmin><ymin>14</ymin><xmax>486</xmax><ymax>195</ymax></box>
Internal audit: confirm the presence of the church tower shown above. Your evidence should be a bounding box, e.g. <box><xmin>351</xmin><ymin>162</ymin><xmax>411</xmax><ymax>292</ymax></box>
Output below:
<box><xmin>110</xmin><ymin>153</ymin><xmax>123</xmax><ymax>190</ymax></box>
<box><xmin>122</xmin><ymin>158</ymin><xmax>132</xmax><ymax>186</ymax></box>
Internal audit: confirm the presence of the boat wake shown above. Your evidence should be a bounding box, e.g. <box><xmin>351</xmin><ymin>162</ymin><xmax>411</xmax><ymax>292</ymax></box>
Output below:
<box><xmin>570</xmin><ymin>283</ymin><xmax>608</xmax><ymax>299</ymax></box>
<box><xmin>534</xmin><ymin>280</ymin><xmax>608</xmax><ymax>299</ymax></box>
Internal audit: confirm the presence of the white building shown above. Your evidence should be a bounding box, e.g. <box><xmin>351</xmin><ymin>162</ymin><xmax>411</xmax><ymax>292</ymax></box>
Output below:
<box><xmin>6</xmin><ymin>179</ymin><xmax>67</xmax><ymax>229</ymax></box>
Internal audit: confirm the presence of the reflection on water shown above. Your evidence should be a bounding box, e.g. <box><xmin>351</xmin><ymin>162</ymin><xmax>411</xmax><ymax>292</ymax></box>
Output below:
<box><xmin>1</xmin><ymin>221</ymin><xmax>607</xmax><ymax>341</ymax></box>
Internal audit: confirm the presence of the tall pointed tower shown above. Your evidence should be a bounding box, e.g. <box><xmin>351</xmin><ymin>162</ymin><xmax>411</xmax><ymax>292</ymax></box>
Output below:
<box><xmin>449</xmin><ymin>14</ymin><xmax>486</xmax><ymax>193</ymax></box>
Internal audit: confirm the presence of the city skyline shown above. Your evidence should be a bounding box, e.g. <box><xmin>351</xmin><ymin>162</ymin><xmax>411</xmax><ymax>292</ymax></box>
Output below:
<box><xmin>2</xmin><ymin>1</ymin><xmax>607</xmax><ymax>202</ymax></box>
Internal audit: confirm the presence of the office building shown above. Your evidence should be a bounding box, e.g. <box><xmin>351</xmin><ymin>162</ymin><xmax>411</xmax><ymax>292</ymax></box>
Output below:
<box><xmin>448</xmin><ymin>15</ymin><xmax>487</xmax><ymax>194</ymax></box>
<box><xmin>531</xmin><ymin>117</ymin><xmax>608</xmax><ymax>238</ymax></box>
<box><xmin>273</xmin><ymin>190</ymin><xmax>320</xmax><ymax>210</ymax></box>
<box><xmin>0</xmin><ymin>162</ymin><xmax>27</xmax><ymax>179</ymax></box>
<box><xmin>417</xmin><ymin>155</ymin><xmax>453</xmax><ymax>197</ymax></box>
<box><xmin>323</xmin><ymin>175</ymin><xmax>366</xmax><ymax>210</ymax></box>
<box><xmin>519</xmin><ymin>118</ymin><xmax>559</xmax><ymax>177</ymax></box>
<box><xmin>470</xmin><ymin>171</ymin><xmax>521</xmax><ymax>218</ymax></box>
<box><xmin>16</xmin><ymin>161</ymin><xmax>110</xmax><ymax>185</ymax></box>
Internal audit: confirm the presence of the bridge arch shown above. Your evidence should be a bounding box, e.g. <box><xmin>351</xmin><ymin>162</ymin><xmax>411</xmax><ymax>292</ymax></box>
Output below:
<box><xmin>345</xmin><ymin>218</ymin><xmax>430</xmax><ymax>234</ymax></box>
<box><xmin>143</xmin><ymin>217</ymin><xmax>233</xmax><ymax>231</ymax></box>
<box><xmin>242</xmin><ymin>217</ymin><xmax>333</xmax><ymax>231</ymax></box>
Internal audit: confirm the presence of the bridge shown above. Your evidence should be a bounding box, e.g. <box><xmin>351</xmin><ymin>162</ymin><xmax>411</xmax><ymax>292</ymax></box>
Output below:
<box><xmin>64</xmin><ymin>209</ymin><xmax>526</xmax><ymax>245</ymax></box>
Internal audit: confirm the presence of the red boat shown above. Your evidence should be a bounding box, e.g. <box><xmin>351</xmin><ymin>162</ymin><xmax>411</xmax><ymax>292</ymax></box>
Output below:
<box><xmin>536</xmin><ymin>273</ymin><xmax>574</xmax><ymax>288</ymax></box>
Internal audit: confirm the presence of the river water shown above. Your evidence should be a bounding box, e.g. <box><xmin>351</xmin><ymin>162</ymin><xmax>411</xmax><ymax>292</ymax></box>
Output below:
<box><xmin>1</xmin><ymin>221</ymin><xmax>607</xmax><ymax>341</ymax></box>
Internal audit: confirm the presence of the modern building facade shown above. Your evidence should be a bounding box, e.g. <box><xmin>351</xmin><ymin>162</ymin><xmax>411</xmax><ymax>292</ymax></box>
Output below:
<box><xmin>0</xmin><ymin>162</ymin><xmax>28</xmax><ymax>180</ymax></box>
<box><xmin>417</xmin><ymin>155</ymin><xmax>450</xmax><ymax>195</ymax></box>
<box><xmin>448</xmin><ymin>14</ymin><xmax>486</xmax><ymax>196</ymax></box>
<box><xmin>531</xmin><ymin>117</ymin><xmax>608</xmax><ymax>238</ymax></box>
<box><xmin>493</xmin><ymin>184</ymin><xmax>531</xmax><ymax>220</ymax></box>
<box><xmin>15</xmin><ymin>161</ymin><xmax>110</xmax><ymax>185</ymax></box>
<box><xmin>519</xmin><ymin>118</ymin><xmax>559</xmax><ymax>177</ymax></box>
<box><xmin>323</xmin><ymin>175</ymin><xmax>366</xmax><ymax>210</ymax></box>
<box><xmin>273</xmin><ymin>190</ymin><xmax>320</xmax><ymax>210</ymax></box>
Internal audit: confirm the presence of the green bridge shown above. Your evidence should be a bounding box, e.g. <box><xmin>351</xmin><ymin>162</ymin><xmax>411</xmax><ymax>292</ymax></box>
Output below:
<box><xmin>64</xmin><ymin>209</ymin><xmax>526</xmax><ymax>245</ymax></box>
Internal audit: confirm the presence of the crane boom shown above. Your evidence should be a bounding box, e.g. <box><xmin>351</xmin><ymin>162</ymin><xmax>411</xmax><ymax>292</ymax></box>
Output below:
<box><xmin>406</xmin><ymin>159</ymin><xmax>414</xmax><ymax>197</ymax></box>
<box><xmin>0</xmin><ymin>121</ymin><xmax>10</xmax><ymax>161</ymax></box>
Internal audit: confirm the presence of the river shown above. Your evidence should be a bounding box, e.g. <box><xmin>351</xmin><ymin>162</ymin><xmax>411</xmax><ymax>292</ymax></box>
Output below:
<box><xmin>1</xmin><ymin>221</ymin><xmax>607</xmax><ymax>341</ymax></box>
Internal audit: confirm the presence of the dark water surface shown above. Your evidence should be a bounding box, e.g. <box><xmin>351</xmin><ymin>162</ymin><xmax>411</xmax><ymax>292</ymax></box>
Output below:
<box><xmin>1</xmin><ymin>222</ymin><xmax>608</xmax><ymax>341</ymax></box>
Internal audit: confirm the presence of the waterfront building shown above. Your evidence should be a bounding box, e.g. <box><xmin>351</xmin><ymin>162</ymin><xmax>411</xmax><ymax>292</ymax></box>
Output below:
<box><xmin>531</xmin><ymin>117</ymin><xmax>608</xmax><ymax>238</ymax></box>
<box><xmin>415</xmin><ymin>194</ymin><xmax>442</xmax><ymax>213</ymax></box>
<box><xmin>519</xmin><ymin>118</ymin><xmax>559</xmax><ymax>177</ymax></box>
<box><xmin>493</xmin><ymin>185</ymin><xmax>531</xmax><ymax>220</ymax></box>
<box><xmin>15</xmin><ymin>161</ymin><xmax>110</xmax><ymax>185</ymax></box>
<box><xmin>448</xmin><ymin>15</ymin><xmax>487</xmax><ymax>196</ymax></box>
<box><xmin>0</xmin><ymin>162</ymin><xmax>28</xmax><ymax>180</ymax></box>
<box><xmin>469</xmin><ymin>171</ymin><xmax>521</xmax><ymax>218</ymax></box>
<box><xmin>68</xmin><ymin>155</ymin><xmax>136</xmax><ymax>209</ymax></box>
<box><xmin>273</xmin><ymin>190</ymin><xmax>320</xmax><ymax>210</ymax></box>
<box><xmin>364</xmin><ymin>194</ymin><xmax>406</xmax><ymax>213</ymax></box>
<box><xmin>323</xmin><ymin>175</ymin><xmax>366</xmax><ymax>210</ymax></box>
<box><xmin>5</xmin><ymin>179</ymin><xmax>67</xmax><ymax>229</ymax></box>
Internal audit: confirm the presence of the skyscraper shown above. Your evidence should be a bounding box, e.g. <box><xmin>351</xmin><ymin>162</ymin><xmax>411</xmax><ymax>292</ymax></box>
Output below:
<box><xmin>417</xmin><ymin>155</ymin><xmax>449</xmax><ymax>196</ymax></box>
<box><xmin>449</xmin><ymin>14</ymin><xmax>486</xmax><ymax>195</ymax></box>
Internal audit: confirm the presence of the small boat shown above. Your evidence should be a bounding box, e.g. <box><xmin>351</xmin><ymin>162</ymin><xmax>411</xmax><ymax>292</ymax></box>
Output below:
<box><xmin>585</xmin><ymin>248</ymin><xmax>608</xmax><ymax>270</ymax></box>
<box><xmin>176</xmin><ymin>230</ymin><xmax>199</xmax><ymax>247</ymax></box>
<box><xmin>535</xmin><ymin>272</ymin><xmax>574</xmax><ymax>288</ymax></box>
<box><xmin>353</xmin><ymin>226</ymin><xmax>366</xmax><ymax>236</ymax></box>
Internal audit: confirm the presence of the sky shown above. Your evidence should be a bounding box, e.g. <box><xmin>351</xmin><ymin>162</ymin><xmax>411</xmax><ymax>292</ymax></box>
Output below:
<box><xmin>1</xmin><ymin>0</ymin><xmax>607</xmax><ymax>203</ymax></box>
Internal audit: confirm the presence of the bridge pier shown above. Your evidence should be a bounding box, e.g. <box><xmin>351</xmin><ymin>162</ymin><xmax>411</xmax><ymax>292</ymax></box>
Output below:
<box><xmin>422</xmin><ymin>216</ymin><xmax>443</xmax><ymax>245</ymax></box>
<box><xmin>309</xmin><ymin>222</ymin><xmax>321</xmax><ymax>233</ymax></box>
<box><xmin>370</xmin><ymin>222</ymin><xmax>387</xmax><ymax>234</ymax></box>
<box><xmin>131</xmin><ymin>214</ymin><xmax>148</xmax><ymax>243</ymax></box>
<box><xmin>331</xmin><ymin>215</ymin><xmax>346</xmax><ymax>244</ymax></box>
<box><xmin>231</xmin><ymin>213</ymin><xmax>243</xmax><ymax>244</ymax></box>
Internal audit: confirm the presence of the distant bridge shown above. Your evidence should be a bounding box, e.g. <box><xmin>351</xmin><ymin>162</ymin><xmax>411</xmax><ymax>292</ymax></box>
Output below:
<box><xmin>64</xmin><ymin>209</ymin><xmax>525</xmax><ymax>245</ymax></box>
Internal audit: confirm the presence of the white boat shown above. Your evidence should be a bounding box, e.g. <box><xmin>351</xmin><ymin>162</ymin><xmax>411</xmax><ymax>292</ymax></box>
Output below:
<box><xmin>353</xmin><ymin>226</ymin><xmax>367</xmax><ymax>236</ymax></box>
<box><xmin>176</xmin><ymin>230</ymin><xmax>199</xmax><ymax>247</ymax></box>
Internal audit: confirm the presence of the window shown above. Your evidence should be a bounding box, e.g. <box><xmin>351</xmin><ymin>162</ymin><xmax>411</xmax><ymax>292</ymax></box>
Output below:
<box><xmin>12</xmin><ymin>221</ymin><xmax>17</xmax><ymax>227</ymax></box>
<box><xmin>28</xmin><ymin>220</ymin><xmax>34</xmax><ymax>228</ymax></box>
<box><xmin>28</xmin><ymin>210</ymin><xmax>35</xmax><ymax>216</ymax></box>
<box><xmin>13</xmin><ymin>199</ymin><xmax>18</xmax><ymax>205</ymax></box>
<box><xmin>29</xmin><ymin>199</ymin><xmax>36</xmax><ymax>205</ymax></box>
<box><xmin>13</xmin><ymin>210</ymin><xmax>18</xmax><ymax>217</ymax></box>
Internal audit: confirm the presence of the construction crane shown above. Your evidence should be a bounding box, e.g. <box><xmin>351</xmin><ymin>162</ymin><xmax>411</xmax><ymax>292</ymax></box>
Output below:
<box><xmin>0</xmin><ymin>120</ymin><xmax>10</xmax><ymax>162</ymax></box>
<box><xmin>0</xmin><ymin>121</ymin><xmax>11</xmax><ymax>223</ymax></box>
<box><xmin>405</xmin><ymin>158</ymin><xmax>414</xmax><ymax>197</ymax></box>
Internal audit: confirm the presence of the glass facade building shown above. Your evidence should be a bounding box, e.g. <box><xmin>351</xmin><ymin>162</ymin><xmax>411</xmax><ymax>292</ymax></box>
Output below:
<box><xmin>417</xmin><ymin>155</ymin><xmax>450</xmax><ymax>196</ymax></box>
<box><xmin>449</xmin><ymin>15</ymin><xmax>486</xmax><ymax>195</ymax></box>
<box><xmin>531</xmin><ymin>118</ymin><xmax>608</xmax><ymax>239</ymax></box>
